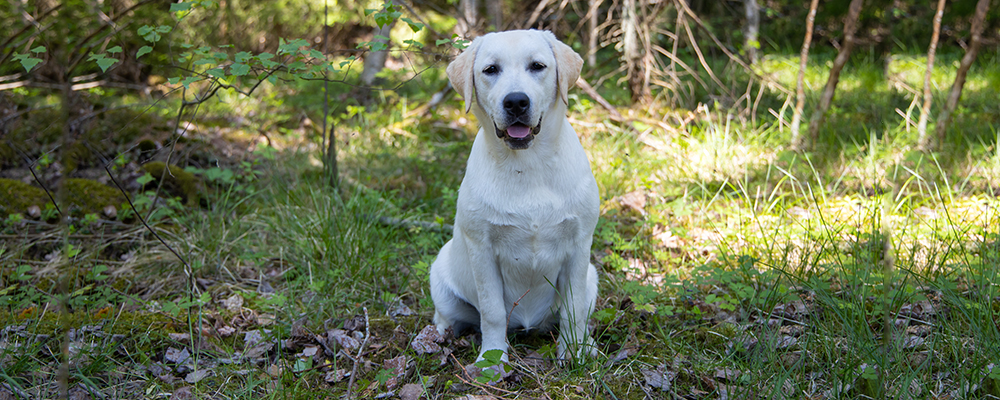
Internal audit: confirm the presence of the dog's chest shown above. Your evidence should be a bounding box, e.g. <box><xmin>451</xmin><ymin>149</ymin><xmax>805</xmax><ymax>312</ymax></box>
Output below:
<box><xmin>488</xmin><ymin>212</ymin><xmax>579</xmax><ymax>271</ymax></box>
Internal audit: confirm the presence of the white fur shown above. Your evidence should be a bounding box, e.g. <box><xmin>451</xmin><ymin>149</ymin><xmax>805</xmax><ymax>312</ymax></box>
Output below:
<box><xmin>430</xmin><ymin>30</ymin><xmax>599</xmax><ymax>365</ymax></box>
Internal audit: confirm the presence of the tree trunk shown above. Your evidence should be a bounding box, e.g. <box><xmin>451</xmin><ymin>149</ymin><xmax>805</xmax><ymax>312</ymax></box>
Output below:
<box><xmin>805</xmin><ymin>0</ymin><xmax>863</xmax><ymax>149</ymax></box>
<box><xmin>935</xmin><ymin>0</ymin><xmax>990</xmax><ymax>148</ymax></box>
<box><xmin>917</xmin><ymin>0</ymin><xmax>946</xmax><ymax>149</ymax></box>
<box><xmin>622</xmin><ymin>0</ymin><xmax>650</xmax><ymax>104</ymax></box>
<box><xmin>586</xmin><ymin>0</ymin><xmax>601</xmax><ymax>66</ymax></box>
<box><xmin>456</xmin><ymin>0</ymin><xmax>478</xmax><ymax>37</ymax></box>
<box><xmin>360</xmin><ymin>21</ymin><xmax>395</xmax><ymax>86</ymax></box>
<box><xmin>486</xmin><ymin>0</ymin><xmax>502</xmax><ymax>30</ymax></box>
<box><xmin>789</xmin><ymin>0</ymin><xmax>819</xmax><ymax>150</ymax></box>
<box><xmin>743</xmin><ymin>0</ymin><xmax>760</xmax><ymax>64</ymax></box>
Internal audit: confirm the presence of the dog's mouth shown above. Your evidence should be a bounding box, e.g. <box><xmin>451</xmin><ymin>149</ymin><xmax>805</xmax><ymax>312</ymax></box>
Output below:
<box><xmin>494</xmin><ymin>117</ymin><xmax>542</xmax><ymax>150</ymax></box>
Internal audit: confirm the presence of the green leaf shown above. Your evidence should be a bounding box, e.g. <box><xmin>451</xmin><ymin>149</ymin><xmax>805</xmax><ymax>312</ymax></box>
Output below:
<box><xmin>403</xmin><ymin>39</ymin><xmax>423</xmax><ymax>49</ymax></box>
<box><xmin>206</xmin><ymin>68</ymin><xmax>225</xmax><ymax>78</ymax></box>
<box><xmin>168</xmin><ymin>77</ymin><xmax>181</xmax><ymax>85</ymax></box>
<box><xmin>229</xmin><ymin>63</ymin><xmax>249</xmax><ymax>76</ymax></box>
<box><xmin>136</xmin><ymin>173</ymin><xmax>154</xmax><ymax>185</ymax></box>
<box><xmin>13</xmin><ymin>54</ymin><xmax>43</xmax><ymax>72</ymax></box>
<box><xmin>234</xmin><ymin>51</ymin><xmax>252</xmax><ymax>63</ymax></box>
<box><xmin>89</xmin><ymin>53</ymin><xmax>118</xmax><ymax>72</ymax></box>
<box><xmin>181</xmin><ymin>76</ymin><xmax>201</xmax><ymax>88</ymax></box>
<box><xmin>30</xmin><ymin>46</ymin><xmax>46</xmax><ymax>53</ymax></box>
<box><xmin>136</xmin><ymin>46</ymin><xmax>153</xmax><ymax>59</ymax></box>
<box><xmin>170</xmin><ymin>2</ymin><xmax>193</xmax><ymax>12</ymax></box>
<box><xmin>107</xmin><ymin>46</ymin><xmax>122</xmax><ymax>54</ymax></box>
<box><xmin>156</xmin><ymin>25</ymin><xmax>173</xmax><ymax>33</ymax></box>
<box><xmin>401</xmin><ymin>17</ymin><xmax>423</xmax><ymax>32</ymax></box>
<box><xmin>278</xmin><ymin>38</ymin><xmax>310</xmax><ymax>54</ymax></box>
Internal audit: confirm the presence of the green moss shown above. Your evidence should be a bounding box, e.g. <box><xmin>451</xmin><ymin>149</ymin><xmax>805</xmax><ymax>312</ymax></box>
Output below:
<box><xmin>0</xmin><ymin>178</ymin><xmax>52</xmax><ymax>216</ymax></box>
<box><xmin>63</xmin><ymin>178</ymin><xmax>127</xmax><ymax>217</ymax></box>
<box><xmin>142</xmin><ymin>161</ymin><xmax>204</xmax><ymax>207</ymax></box>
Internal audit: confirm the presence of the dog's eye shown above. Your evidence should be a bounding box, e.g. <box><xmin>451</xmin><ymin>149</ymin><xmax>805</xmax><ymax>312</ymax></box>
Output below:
<box><xmin>529</xmin><ymin>62</ymin><xmax>546</xmax><ymax>71</ymax></box>
<box><xmin>483</xmin><ymin>65</ymin><xmax>499</xmax><ymax>75</ymax></box>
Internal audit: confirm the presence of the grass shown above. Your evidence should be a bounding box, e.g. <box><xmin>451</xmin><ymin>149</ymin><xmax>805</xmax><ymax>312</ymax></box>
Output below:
<box><xmin>2</xmin><ymin>50</ymin><xmax>999</xmax><ymax>399</ymax></box>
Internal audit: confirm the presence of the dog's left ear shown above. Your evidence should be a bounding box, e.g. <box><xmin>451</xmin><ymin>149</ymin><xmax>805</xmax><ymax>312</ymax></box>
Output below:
<box><xmin>447</xmin><ymin>38</ymin><xmax>481</xmax><ymax>113</ymax></box>
<box><xmin>542</xmin><ymin>31</ymin><xmax>584</xmax><ymax>106</ymax></box>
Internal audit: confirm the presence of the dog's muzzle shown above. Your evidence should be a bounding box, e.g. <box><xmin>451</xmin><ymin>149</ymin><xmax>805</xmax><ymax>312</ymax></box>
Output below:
<box><xmin>494</xmin><ymin>118</ymin><xmax>541</xmax><ymax>150</ymax></box>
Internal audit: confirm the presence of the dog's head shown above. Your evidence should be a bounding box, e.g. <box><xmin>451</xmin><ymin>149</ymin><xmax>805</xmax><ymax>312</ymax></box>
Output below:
<box><xmin>447</xmin><ymin>30</ymin><xmax>583</xmax><ymax>150</ymax></box>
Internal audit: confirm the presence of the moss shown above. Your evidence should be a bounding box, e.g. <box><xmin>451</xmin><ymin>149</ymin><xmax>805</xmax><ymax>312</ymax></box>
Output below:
<box><xmin>0</xmin><ymin>178</ymin><xmax>52</xmax><ymax>216</ymax></box>
<box><xmin>141</xmin><ymin>161</ymin><xmax>204</xmax><ymax>207</ymax></box>
<box><xmin>62</xmin><ymin>178</ymin><xmax>127</xmax><ymax>217</ymax></box>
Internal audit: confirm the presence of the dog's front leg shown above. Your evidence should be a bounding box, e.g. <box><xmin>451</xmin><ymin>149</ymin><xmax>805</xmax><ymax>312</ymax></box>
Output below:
<box><xmin>557</xmin><ymin>246</ymin><xmax>598</xmax><ymax>362</ymax></box>
<box><xmin>463</xmin><ymin>233</ymin><xmax>509</xmax><ymax>364</ymax></box>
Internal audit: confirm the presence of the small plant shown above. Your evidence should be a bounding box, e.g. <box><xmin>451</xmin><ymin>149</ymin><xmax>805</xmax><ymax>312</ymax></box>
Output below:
<box><xmin>473</xmin><ymin>349</ymin><xmax>510</xmax><ymax>384</ymax></box>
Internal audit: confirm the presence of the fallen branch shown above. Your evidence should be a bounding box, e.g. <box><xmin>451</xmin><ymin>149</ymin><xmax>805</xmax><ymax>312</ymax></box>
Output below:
<box><xmin>576</xmin><ymin>78</ymin><xmax>623</xmax><ymax>121</ymax></box>
<box><xmin>344</xmin><ymin>307</ymin><xmax>370</xmax><ymax>399</ymax></box>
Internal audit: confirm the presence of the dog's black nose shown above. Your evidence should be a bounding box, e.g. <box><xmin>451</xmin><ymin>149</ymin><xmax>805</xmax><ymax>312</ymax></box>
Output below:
<box><xmin>503</xmin><ymin>92</ymin><xmax>530</xmax><ymax>116</ymax></box>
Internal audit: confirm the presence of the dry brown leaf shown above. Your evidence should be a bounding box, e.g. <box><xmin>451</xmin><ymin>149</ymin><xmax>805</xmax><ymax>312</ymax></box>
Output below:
<box><xmin>398</xmin><ymin>383</ymin><xmax>423</xmax><ymax>400</ymax></box>
<box><xmin>411</xmin><ymin>325</ymin><xmax>443</xmax><ymax>354</ymax></box>
<box><xmin>324</xmin><ymin>368</ymin><xmax>349</xmax><ymax>383</ymax></box>
<box><xmin>641</xmin><ymin>365</ymin><xmax>676</xmax><ymax>391</ymax></box>
<box><xmin>329</xmin><ymin>329</ymin><xmax>360</xmax><ymax>351</ymax></box>
<box><xmin>618</xmin><ymin>190</ymin><xmax>647</xmax><ymax>215</ymax></box>
<box><xmin>184</xmin><ymin>369</ymin><xmax>213</xmax><ymax>384</ymax></box>
<box><xmin>222</xmin><ymin>294</ymin><xmax>244</xmax><ymax>311</ymax></box>
<box><xmin>164</xmin><ymin>347</ymin><xmax>190</xmax><ymax>364</ymax></box>
<box><xmin>383</xmin><ymin>355</ymin><xmax>408</xmax><ymax>390</ymax></box>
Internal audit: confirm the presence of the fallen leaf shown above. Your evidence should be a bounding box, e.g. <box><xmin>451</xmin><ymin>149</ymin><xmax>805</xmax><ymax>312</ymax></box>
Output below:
<box><xmin>185</xmin><ymin>369</ymin><xmax>213</xmax><ymax>384</ymax></box>
<box><xmin>169</xmin><ymin>333</ymin><xmax>190</xmax><ymax>342</ymax></box>
<box><xmin>222</xmin><ymin>294</ymin><xmax>244</xmax><ymax>311</ymax></box>
<box><xmin>411</xmin><ymin>325</ymin><xmax>443</xmax><ymax>354</ymax></box>
<box><xmin>398</xmin><ymin>383</ymin><xmax>423</xmax><ymax>400</ymax></box>
<box><xmin>300</xmin><ymin>345</ymin><xmax>320</xmax><ymax>358</ymax></box>
<box><xmin>266</xmin><ymin>363</ymin><xmax>283</xmax><ymax>377</ymax></box>
<box><xmin>389</xmin><ymin>302</ymin><xmax>415</xmax><ymax>317</ymax></box>
<box><xmin>618</xmin><ymin>190</ymin><xmax>647</xmax><ymax>215</ymax></box>
<box><xmin>325</xmin><ymin>368</ymin><xmax>349</xmax><ymax>383</ymax></box>
<box><xmin>329</xmin><ymin>329</ymin><xmax>360</xmax><ymax>351</ymax></box>
<box><xmin>257</xmin><ymin>313</ymin><xmax>276</xmax><ymax>325</ymax></box>
<box><xmin>172</xmin><ymin>386</ymin><xmax>195</xmax><ymax>400</ymax></box>
<box><xmin>775</xmin><ymin>335</ymin><xmax>798</xmax><ymax>349</ymax></box>
<box><xmin>244</xmin><ymin>330</ymin><xmax>267</xmax><ymax>347</ymax></box>
<box><xmin>164</xmin><ymin>347</ymin><xmax>191</xmax><ymax>364</ymax></box>
<box><xmin>383</xmin><ymin>355</ymin><xmax>408</xmax><ymax>389</ymax></box>
<box><xmin>641</xmin><ymin>365</ymin><xmax>676</xmax><ymax>391</ymax></box>
<box><xmin>218</xmin><ymin>326</ymin><xmax>236</xmax><ymax>337</ymax></box>
<box><xmin>714</xmin><ymin>368</ymin><xmax>741</xmax><ymax>383</ymax></box>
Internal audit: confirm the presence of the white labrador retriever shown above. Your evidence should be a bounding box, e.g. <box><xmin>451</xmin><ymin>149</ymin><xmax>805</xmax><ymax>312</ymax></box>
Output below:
<box><xmin>430</xmin><ymin>30</ymin><xmax>600</xmax><ymax>365</ymax></box>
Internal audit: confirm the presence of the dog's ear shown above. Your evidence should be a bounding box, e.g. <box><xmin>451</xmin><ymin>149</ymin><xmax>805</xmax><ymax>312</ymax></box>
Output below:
<box><xmin>447</xmin><ymin>38</ymin><xmax>480</xmax><ymax>113</ymax></box>
<box><xmin>543</xmin><ymin>31</ymin><xmax>584</xmax><ymax>106</ymax></box>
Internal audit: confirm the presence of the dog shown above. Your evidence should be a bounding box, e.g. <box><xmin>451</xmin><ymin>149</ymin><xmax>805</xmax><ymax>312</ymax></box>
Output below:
<box><xmin>429</xmin><ymin>30</ymin><xmax>600</xmax><ymax>367</ymax></box>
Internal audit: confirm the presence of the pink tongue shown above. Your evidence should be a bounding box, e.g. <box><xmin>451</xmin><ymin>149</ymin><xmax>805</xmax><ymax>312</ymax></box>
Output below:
<box><xmin>506</xmin><ymin>125</ymin><xmax>531</xmax><ymax>138</ymax></box>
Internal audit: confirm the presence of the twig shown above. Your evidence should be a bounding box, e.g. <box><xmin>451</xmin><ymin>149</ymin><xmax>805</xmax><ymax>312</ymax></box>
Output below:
<box><xmin>100</xmin><ymin>158</ymin><xmax>193</xmax><ymax>276</ymax></box>
<box><xmin>575</xmin><ymin>78</ymin><xmax>623</xmax><ymax>121</ymax></box>
<box><xmin>12</xmin><ymin>144</ymin><xmax>62</xmax><ymax>217</ymax></box>
<box><xmin>507</xmin><ymin>289</ymin><xmax>531</xmax><ymax>328</ymax></box>
<box><xmin>344</xmin><ymin>307</ymin><xmax>370</xmax><ymax>399</ymax></box>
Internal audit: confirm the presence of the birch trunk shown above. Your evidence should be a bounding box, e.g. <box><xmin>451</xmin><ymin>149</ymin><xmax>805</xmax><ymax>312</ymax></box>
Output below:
<box><xmin>917</xmin><ymin>0</ymin><xmax>946</xmax><ymax>149</ymax></box>
<box><xmin>789</xmin><ymin>0</ymin><xmax>819</xmax><ymax>150</ymax></box>
<box><xmin>805</xmin><ymin>0</ymin><xmax>863</xmax><ymax>149</ymax></box>
<box><xmin>935</xmin><ymin>0</ymin><xmax>990</xmax><ymax>148</ymax></box>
